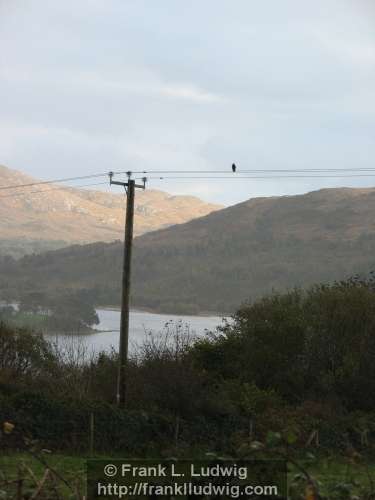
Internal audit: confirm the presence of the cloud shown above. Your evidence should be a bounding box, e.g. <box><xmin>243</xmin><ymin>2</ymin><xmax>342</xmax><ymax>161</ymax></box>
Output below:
<box><xmin>0</xmin><ymin>0</ymin><xmax>374</xmax><ymax>205</ymax></box>
<box><xmin>1</xmin><ymin>64</ymin><xmax>223</xmax><ymax>103</ymax></box>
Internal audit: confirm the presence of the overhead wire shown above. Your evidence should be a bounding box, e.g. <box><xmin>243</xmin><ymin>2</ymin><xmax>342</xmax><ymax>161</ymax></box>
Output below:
<box><xmin>0</xmin><ymin>173</ymin><xmax>108</xmax><ymax>191</ymax></box>
<box><xmin>0</xmin><ymin>181</ymin><xmax>110</xmax><ymax>199</ymax></box>
<box><xmin>2</xmin><ymin>166</ymin><xmax>375</xmax><ymax>198</ymax></box>
<box><xmin>130</xmin><ymin>167</ymin><xmax>375</xmax><ymax>174</ymax></box>
<box><xmin>0</xmin><ymin>169</ymin><xmax>132</xmax><ymax>191</ymax></box>
<box><xmin>144</xmin><ymin>174</ymin><xmax>375</xmax><ymax>180</ymax></box>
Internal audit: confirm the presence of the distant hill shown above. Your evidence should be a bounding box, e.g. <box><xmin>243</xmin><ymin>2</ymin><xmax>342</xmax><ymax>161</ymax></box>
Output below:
<box><xmin>0</xmin><ymin>165</ymin><xmax>221</xmax><ymax>257</ymax></box>
<box><xmin>2</xmin><ymin>187</ymin><xmax>375</xmax><ymax>314</ymax></box>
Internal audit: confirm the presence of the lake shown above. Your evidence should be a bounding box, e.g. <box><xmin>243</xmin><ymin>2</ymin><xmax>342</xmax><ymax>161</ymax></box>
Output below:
<box><xmin>46</xmin><ymin>308</ymin><xmax>225</xmax><ymax>356</ymax></box>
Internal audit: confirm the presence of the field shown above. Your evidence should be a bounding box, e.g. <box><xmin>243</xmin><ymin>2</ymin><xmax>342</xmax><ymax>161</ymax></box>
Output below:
<box><xmin>1</xmin><ymin>452</ymin><xmax>375</xmax><ymax>499</ymax></box>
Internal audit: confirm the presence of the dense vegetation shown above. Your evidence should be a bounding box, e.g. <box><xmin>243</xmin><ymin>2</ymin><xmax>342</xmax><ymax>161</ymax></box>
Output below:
<box><xmin>2</xmin><ymin>188</ymin><xmax>375</xmax><ymax>313</ymax></box>
<box><xmin>0</xmin><ymin>290</ymin><xmax>99</xmax><ymax>333</ymax></box>
<box><xmin>4</xmin><ymin>278</ymin><xmax>375</xmax><ymax>497</ymax></box>
<box><xmin>2</xmin><ymin>278</ymin><xmax>375</xmax><ymax>457</ymax></box>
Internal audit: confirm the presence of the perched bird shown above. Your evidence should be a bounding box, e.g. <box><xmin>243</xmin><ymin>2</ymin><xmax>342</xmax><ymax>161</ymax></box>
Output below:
<box><xmin>232</xmin><ymin>163</ymin><xmax>237</xmax><ymax>173</ymax></box>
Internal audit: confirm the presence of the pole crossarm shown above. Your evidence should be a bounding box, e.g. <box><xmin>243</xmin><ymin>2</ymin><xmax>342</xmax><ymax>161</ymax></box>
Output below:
<box><xmin>110</xmin><ymin>180</ymin><xmax>146</xmax><ymax>189</ymax></box>
<box><xmin>108</xmin><ymin>171</ymin><xmax>146</xmax><ymax>190</ymax></box>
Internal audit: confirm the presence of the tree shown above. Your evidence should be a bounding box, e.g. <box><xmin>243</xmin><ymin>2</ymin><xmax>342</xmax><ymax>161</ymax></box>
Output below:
<box><xmin>192</xmin><ymin>279</ymin><xmax>375</xmax><ymax>410</ymax></box>
<box><xmin>46</xmin><ymin>292</ymin><xmax>99</xmax><ymax>331</ymax></box>
<box><xmin>0</xmin><ymin>322</ymin><xmax>55</xmax><ymax>382</ymax></box>
<box><xmin>17</xmin><ymin>290</ymin><xmax>99</xmax><ymax>332</ymax></box>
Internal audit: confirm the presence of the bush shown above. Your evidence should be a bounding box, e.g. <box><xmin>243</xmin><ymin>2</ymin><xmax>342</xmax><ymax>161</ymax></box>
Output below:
<box><xmin>0</xmin><ymin>389</ymin><xmax>174</xmax><ymax>454</ymax></box>
<box><xmin>192</xmin><ymin>280</ymin><xmax>375</xmax><ymax>410</ymax></box>
<box><xmin>0</xmin><ymin>322</ymin><xmax>56</xmax><ymax>384</ymax></box>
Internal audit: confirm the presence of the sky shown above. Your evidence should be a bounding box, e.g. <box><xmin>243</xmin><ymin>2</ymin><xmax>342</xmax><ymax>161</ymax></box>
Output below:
<box><xmin>1</xmin><ymin>0</ymin><xmax>375</xmax><ymax>205</ymax></box>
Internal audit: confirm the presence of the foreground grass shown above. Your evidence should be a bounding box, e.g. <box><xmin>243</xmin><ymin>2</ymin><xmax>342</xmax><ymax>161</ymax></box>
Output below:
<box><xmin>1</xmin><ymin>452</ymin><xmax>375</xmax><ymax>499</ymax></box>
<box><xmin>0</xmin><ymin>453</ymin><xmax>86</xmax><ymax>498</ymax></box>
<box><xmin>288</xmin><ymin>456</ymin><xmax>375</xmax><ymax>498</ymax></box>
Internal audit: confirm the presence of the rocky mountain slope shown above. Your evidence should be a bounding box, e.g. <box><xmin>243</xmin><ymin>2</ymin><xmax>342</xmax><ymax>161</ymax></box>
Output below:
<box><xmin>0</xmin><ymin>165</ymin><xmax>221</xmax><ymax>257</ymax></box>
<box><xmin>2</xmin><ymin>186</ymin><xmax>375</xmax><ymax>313</ymax></box>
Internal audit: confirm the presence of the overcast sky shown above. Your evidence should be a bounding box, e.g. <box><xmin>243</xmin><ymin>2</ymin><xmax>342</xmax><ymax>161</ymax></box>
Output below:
<box><xmin>1</xmin><ymin>1</ymin><xmax>375</xmax><ymax>205</ymax></box>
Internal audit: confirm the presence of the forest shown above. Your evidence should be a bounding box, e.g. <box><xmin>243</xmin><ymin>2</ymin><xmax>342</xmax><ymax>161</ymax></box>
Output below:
<box><xmin>1</xmin><ymin>231</ymin><xmax>375</xmax><ymax>315</ymax></box>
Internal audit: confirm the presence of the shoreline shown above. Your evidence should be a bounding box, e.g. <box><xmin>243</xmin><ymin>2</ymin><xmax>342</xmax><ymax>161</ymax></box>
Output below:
<box><xmin>98</xmin><ymin>305</ymin><xmax>227</xmax><ymax>318</ymax></box>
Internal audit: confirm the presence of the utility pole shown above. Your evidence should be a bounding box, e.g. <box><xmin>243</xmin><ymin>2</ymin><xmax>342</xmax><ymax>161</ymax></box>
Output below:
<box><xmin>109</xmin><ymin>171</ymin><xmax>146</xmax><ymax>406</ymax></box>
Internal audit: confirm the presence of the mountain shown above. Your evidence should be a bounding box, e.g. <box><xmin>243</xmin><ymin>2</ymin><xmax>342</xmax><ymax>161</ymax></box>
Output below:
<box><xmin>2</xmin><ymin>187</ymin><xmax>375</xmax><ymax>314</ymax></box>
<box><xmin>0</xmin><ymin>165</ymin><xmax>221</xmax><ymax>257</ymax></box>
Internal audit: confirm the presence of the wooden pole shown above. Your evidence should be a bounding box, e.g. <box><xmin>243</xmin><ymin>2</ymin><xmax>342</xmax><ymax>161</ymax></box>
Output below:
<box><xmin>117</xmin><ymin>179</ymin><xmax>135</xmax><ymax>406</ymax></box>
<box><xmin>109</xmin><ymin>173</ymin><xmax>145</xmax><ymax>407</ymax></box>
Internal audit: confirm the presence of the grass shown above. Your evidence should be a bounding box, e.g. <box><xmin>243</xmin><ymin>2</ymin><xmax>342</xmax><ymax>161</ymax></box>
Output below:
<box><xmin>288</xmin><ymin>455</ymin><xmax>375</xmax><ymax>498</ymax></box>
<box><xmin>0</xmin><ymin>452</ymin><xmax>86</xmax><ymax>498</ymax></box>
<box><xmin>2</xmin><ymin>452</ymin><xmax>375</xmax><ymax>499</ymax></box>
<box><xmin>5</xmin><ymin>311</ymin><xmax>48</xmax><ymax>330</ymax></box>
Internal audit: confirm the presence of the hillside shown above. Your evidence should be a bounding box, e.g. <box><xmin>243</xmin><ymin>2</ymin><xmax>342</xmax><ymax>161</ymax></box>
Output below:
<box><xmin>2</xmin><ymin>187</ymin><xmax>375</xmax><ymax>313</ymax></box>
<box><xmin>0</xmin><ymin>165</ymin><xmax>221</xmax><ymax>257</ymax></box>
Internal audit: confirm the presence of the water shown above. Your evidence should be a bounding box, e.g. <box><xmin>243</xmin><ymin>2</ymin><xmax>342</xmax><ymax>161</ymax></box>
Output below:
<box><xmin>46</xmin><ymin>309</ymin><xmax>224</xmax><ymax>356</ymax></box>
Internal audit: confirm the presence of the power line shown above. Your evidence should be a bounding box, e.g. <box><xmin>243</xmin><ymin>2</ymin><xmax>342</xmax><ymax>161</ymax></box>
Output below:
<box><xmin>2</xmin><ymin>166</ymin><xmax>375</xmax><ymax>195</ymax></box>
<box><xmin>0</xmin><ymin>173</ymin><xmax>108</xmax><ymax>191</ymax></box>
<box><xmin>146</xmin><ymin>174</ymin><xmax>375</xmax><ymax>180</ymax></box>
<box><xmin>0</xmin><ymin>181</ymin><xmax>109</xmax><ymax>199</ymax></box>
<box><xmin>3</xmin><ymin>173</ymin><xmax>375</xmax><ymax>200</ymax></box>
<box><xmin>0</xmin><ymin>169</ymin><xmax>131</xmax><ymax>191</ymax></box>
<box><xmin>131</xmin><ymin>167</ymin><xmax>375</xmax><ymax>174</ymax></box>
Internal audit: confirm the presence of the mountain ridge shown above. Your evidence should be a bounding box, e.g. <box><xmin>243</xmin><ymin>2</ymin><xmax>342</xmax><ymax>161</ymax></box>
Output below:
<box><xmin>0</xmin><ymin>164</ymin><xmax>222</xmax><ymax>257</ymax></box>
<box><xmin>2</xmin><ymin>185</ymin><xmax>375</xmax><ymax>314</ymax></box>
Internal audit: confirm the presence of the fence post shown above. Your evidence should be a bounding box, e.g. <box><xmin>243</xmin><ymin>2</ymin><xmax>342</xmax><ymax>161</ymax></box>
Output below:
<box><xmin>89</xmin><ymin>412</ymin><xmax>95</xmax><ymax>456</ymax></box>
